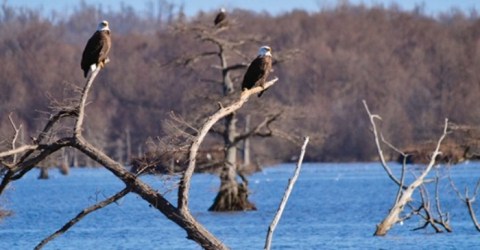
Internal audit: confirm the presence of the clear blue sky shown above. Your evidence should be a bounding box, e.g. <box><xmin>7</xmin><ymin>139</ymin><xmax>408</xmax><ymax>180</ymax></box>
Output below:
<box><xmin>6</xmin><ymin>0</ymin><xmax>480</xmax><ymax>17</ymax></box>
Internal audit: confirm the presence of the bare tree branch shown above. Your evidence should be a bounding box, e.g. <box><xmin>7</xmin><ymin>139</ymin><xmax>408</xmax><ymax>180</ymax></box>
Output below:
<box><xmin>35</xmin><ymin>187</ymin><xmax>131</xmax><ymax>250</ymax></box>
<box><xmin>74</xmin><ymin>66</ymin><xmax>102</xmax><ymax>137</ymax></box>
<box><xmin>0</xmin><ymin>137</ymin><xmax>73</xmax><ymax>195</ymax></box>
<box><xmin>232</xmin><ymin>112</ymin><xmax>281</xmax><ymax>146</ymax></box>
<box><xmin>363</xmin><ymin>100</ymin><xmax>406</xmax><ymax>188</ymax></box>
<box><xmin>0</xmin><ymin>145</ymin><xmax>38</xmax><ymax>159</ymax></box>
<box><xmin>264</xmin><ymin>136</ymin><xmax>309</xmax><ymax>250</ymax></box>
<box><xmin>434</xmin><ymin>171</ymin><xmax>450</xmax><ymax>229</ymax></box>
<box><xmin>449</xmin><ymin>172</ymin><xmax>480</xmax><ymax>231</ymax></box>
<box><xmin>178</xmin><ymin>78</ymin><xmax>279</xmax><ymax>211</ymax></box>
<box><xmin>373</xmin><ymin>117</ymin><xmax>449</xmax><ymax>236</ymax></box>
<box><xmin>1</xmin><ymin>61</ymin><xmax>228</xmax><ymax>248</ymax></box>
<box><xmin>70</xmin><ymin>60</ymin><xmax>232</xmax><ymax>248</ymax></box>
<box><xmin>395</xmin><ymin>156</ymin><xmax>407</xmax><ymax>204</ymax></box>
<box><xmin>365</xmin><ymin>100</ymin><xmax>451</xmax><ymax>236</ymax></box>
<box><xmin>7</xmin><ymin>113</ymin><xmax>22</xmax><ymax>164</ymax></box>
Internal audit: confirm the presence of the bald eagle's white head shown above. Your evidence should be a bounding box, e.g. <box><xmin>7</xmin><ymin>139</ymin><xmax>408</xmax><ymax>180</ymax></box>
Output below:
<box><xmin>258</xmin><ymin>46</ymin><xmax>272</xmax><ymax>57</ymax></box>
<box><xmin>97</xmin><ymin>20</ymin><xmax>110</xmax><ymax>31</ymax></box>
<box><xmin>220</xmin><ymin>7</ymin><xmax>226</xmax><ymax>13</ymax></box>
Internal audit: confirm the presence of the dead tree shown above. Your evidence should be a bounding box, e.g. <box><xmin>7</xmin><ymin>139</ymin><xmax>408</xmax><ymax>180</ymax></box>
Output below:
<box><xmin>171</xmin><ymin>22</ymin><xmax>289</xmax><ymax>212</ymax></box>
<box><xmin>363</xmin><ymin>100</ymin><xmax>451</xmax><ymax>236</ymax></box>
<box><xmin>0</xmin><ymin>63</ymin><xmax>277</xmax><ymax>248</ymax></box>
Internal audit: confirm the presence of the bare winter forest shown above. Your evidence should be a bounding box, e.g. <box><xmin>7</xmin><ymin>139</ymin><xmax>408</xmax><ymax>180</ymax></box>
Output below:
<box><xmin>2</xmin><ymin>2</ymin><xmax>480</xmax><ymax>165</ymax></box>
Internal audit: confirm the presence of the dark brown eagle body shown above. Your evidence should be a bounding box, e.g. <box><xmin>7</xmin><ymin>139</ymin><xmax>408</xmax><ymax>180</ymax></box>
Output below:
<box><xmin>81</xmin><ymin>21</ymin><xmax>111</xmax><ymax>78</ymax></box>
<box><xmin>241</xmin><ymin>46</ymin><xmax>272</xmax><ymax>97</ymax></box>
<box><xmin>214</xmin><ymin>8</ymin><xmax>227</xmax><ymax>27</ymax></box>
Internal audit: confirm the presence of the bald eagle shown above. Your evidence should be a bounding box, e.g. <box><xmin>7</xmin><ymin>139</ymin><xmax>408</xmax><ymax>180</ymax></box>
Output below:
<box><xmin>241</xmin><ymin>46</ymin><xmax>273</xmax><ymax>97</ymax></box>
<box><xmin>214</xmin><ymin>8</ymin><xmax>227</xmax><ymax>28</ymax></box>
<box><xmin>81</xmin><ymin>20</ymin><xmax>111</xmax><ymax>78</ymax></box>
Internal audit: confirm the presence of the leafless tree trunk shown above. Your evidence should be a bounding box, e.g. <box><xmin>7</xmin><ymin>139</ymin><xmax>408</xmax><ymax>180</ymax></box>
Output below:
<box><xmin>178</xmin><ymin>27</ymin><xmax>263</xmax><ymax>211</ymax></box>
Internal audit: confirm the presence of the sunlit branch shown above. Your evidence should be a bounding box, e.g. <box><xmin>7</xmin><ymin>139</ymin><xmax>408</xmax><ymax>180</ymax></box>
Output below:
<box><xmin>363</xmin><ymin>100</ymin><xmax>405</xmax><ymax>188</ymax></box>
<box><xmin>264</xmin><ymin>136</ymin><xmax>309</xmax><ymax>250</ymax></box>
<box><xmin>178</xmin><ymin>78</ymin><xmax>279</xmax><ymax>211</ymax></box>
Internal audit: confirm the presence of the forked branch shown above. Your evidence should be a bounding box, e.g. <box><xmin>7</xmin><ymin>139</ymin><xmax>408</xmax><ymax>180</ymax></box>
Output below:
<box><xmin>364</xmin><ymin>100</ymin><xmax>450</xmax><ymax>236</ymax></box>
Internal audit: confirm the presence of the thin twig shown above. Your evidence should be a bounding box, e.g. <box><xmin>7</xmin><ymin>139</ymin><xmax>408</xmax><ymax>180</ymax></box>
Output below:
<box><xmin>232</xmin><ymin>112</ymin><xmax>281</xmax><ymax>146</ymax></box>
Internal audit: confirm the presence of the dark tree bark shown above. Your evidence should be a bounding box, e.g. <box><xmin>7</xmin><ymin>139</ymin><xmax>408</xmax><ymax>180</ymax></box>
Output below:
<box><xmin>38</xmin><ymin>167</ymin><xmax>49</xmax><ymax>179</ymax></box>
<box><xmin>209</xmin><ymin>111</ymin><xmax>256</xmax><ymax>211</ymax></box>
<box><xmin>210</xmin><ymin>40</ymin><xmax>256</xmax><ymax>211</ymax></box>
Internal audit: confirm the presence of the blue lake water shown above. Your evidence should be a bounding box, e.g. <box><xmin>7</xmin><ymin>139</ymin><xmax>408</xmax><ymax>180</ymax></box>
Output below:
<box><xmin>1</xmin><ymin>162</ymin><xmax>480</xmax><ymax>249</ymax></box>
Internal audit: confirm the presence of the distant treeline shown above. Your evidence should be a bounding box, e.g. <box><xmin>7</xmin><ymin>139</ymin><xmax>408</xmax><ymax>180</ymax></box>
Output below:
<box><xmin>1</xmin><ymin>2</ymin><xmax>480</xmax><ymax>165</ymax></box>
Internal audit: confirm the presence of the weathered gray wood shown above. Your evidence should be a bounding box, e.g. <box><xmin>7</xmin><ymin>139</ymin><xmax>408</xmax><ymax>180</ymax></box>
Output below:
<box><xmin>364</xmin><ymin>100</ymin><xmax>449</xmax><ymax>236</ymax></box>
<box><xmin>264</xmin><ymin>136</ymin><xmax>309</xmax><ymax>250</ymax></box>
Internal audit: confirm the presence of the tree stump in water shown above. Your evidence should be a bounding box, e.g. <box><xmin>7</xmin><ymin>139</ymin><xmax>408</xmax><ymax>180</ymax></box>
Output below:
<box><xmin>38</xmin><ymin>167</ymin><xmax>49</xmax><ymax>179</ymax></box>
<box><xmin>209</xmin><ymin>182</ymin><xmax>256</xmax><ymax>211</ymax></box>
<box><xmin>208</xmin><ymin>166</ymin><xmax>256</xmax><ymax>211</ymax></box>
